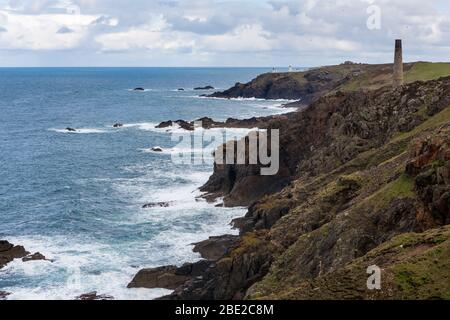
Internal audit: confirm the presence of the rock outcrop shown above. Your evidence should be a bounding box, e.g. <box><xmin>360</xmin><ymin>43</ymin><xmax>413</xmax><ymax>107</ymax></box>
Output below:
<box><xmin>22</xmin><ymin>252</ymin><xmax>47</xmax><ymax>262</ymax></box>
<box><xmin>0</xmin><ymin>240</ymin><xmax>29</xmax><ymax>269</ymax></box>
<box><xmin>76</xmin><ymin>292</ymin><xmax>114</xmax><ymax>300</ymax></box>
<box><xmin>156</xmin><ymin>120</ymin><xmax>194</xmax><ymax>131</ymax></box>
<box><xmin>142</xmin><ymin>202</ymin><xmax>170</xmax><ymax>209</ymax></box>
<box><xmin>1</xmin><ymin>241</ymin><xmax>51</xmax><ymax>269</ymax></box>
<box><xmin>194</xmin><ymin>86</ymin><xmax>214</xmax><ymax>90</ymax></box>
<box><xmin>193</xmin><ymin>235</ymin><xmax>239</xmax><ymax>261</ymax></box>
<box><xmin>128</xmin><ymin>260</ymin><xmax>211</xmax><ymax>290</ymax></box>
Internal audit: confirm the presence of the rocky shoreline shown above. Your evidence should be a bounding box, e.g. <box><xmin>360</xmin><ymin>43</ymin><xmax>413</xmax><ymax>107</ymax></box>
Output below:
<box><xmin>0</xmin><ymin>240</ymin><xmax>50</xmax><ymax>270</ymax></box>
<box><xmin>2</xmin><ymin>62</ymin><xmax>449</xmax><ymax>300</ymax></box>
<box><xmin>128</xmin><ymin>63</ymin><xmax>450</xmax><ymax>300</ymax></box>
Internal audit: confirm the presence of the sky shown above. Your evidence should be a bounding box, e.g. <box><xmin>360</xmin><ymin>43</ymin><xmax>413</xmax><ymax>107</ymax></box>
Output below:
<box><xmin>0</xmin><ymin>0</ymin><xmax>449</xmax><ymax>67</ymax></box>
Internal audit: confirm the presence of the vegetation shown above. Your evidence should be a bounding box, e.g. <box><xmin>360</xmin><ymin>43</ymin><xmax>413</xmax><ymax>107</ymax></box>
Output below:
<box><xmin>405</xmin><ymin>62</ymin><xmax>450</xmax><ymax>83</ymax></box>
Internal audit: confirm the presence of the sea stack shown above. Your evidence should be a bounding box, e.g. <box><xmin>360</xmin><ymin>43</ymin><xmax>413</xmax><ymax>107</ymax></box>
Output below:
<box><xmin>393</xmin><ymin>39</ymin><xmax>404</xmax><ymax>88</ymax></box>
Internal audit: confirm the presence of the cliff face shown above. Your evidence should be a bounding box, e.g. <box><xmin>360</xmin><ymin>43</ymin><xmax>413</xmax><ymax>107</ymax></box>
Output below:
<box><xmin>167</xmin><ymin>76</ymin><xmax>450</xmax><ymax>300</ymax></box>
<box><xmin>202</xmin><ymin>77</ymin><xmax>450</xmax><ymax>207</ymax></box>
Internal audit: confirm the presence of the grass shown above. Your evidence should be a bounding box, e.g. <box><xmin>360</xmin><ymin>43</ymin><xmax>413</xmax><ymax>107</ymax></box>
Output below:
<box><xmin>361</xmin><ymin>174</ymin><xmax>415</xmax><ymax>211</ymax></box>
<box><xmin>392</xmin><ymin>237</ymin><xmax>450</xmax><ymax>300</ymax></box>
<box><xmin>405</xmin><ymin>62</ymin><xmax>450</xmax><ymax>83</ymax></box>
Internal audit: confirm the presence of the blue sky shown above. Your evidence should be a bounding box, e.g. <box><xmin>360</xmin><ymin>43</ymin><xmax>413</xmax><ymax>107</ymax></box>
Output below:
<box><xmin>0</xmin><ymin>0</ymin><xmax>449</xmax><ymax>67</ymax></box>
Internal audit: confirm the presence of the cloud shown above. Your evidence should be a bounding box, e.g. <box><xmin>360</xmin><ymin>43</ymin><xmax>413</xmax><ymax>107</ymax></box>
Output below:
<box><xmin>56</xmin><ymin>25</ymin><xmax>74</xmax><ymax>33</ymax></box>
<box><xmin>0</xmin><ymin>0</ymin><xmax>449</xmax><ymax>66</ymax></box>
<box><xmin>0</xmin><ymin>10</ymin><xmax>97</xmax><ymax>50</ymax></box>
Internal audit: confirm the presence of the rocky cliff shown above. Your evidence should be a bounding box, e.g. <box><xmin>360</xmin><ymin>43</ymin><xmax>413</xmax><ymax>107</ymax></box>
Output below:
<box><xmin>129</xmin><ymin>63</ymin><xmax>450</xmax><ymax>300</ymax></box>
<box><xmin>208</xmin><ymin>62</ymin><xmax>450</xmax><ymax>106</ymax></box>
<box><xmin>165</xmin><ymin>76</ymin><xmax>449</xmax><ymax>300</ymax></box>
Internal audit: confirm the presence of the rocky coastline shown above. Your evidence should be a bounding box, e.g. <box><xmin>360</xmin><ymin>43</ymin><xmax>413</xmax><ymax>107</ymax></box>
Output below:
<box><xmin>2</xmin><ymin>62</ymin><xmax>449</xmax><ymax>300</ymax></box>
<box><xmin>129</xmin><ymin>62</ymin><xmax>450</xmax><ymax>300</ymax></box>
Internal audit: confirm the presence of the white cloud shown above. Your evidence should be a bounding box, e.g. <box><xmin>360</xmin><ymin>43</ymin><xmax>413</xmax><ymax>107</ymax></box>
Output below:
<box><xmin>0</xmin><ymin>9</ymin><xmax>99</xmax><ymax>50</ymax></box>
<box><xmin>0</xmin><ymin>0</ymin><xmax>449</xmax><ymax>65</ymax></box>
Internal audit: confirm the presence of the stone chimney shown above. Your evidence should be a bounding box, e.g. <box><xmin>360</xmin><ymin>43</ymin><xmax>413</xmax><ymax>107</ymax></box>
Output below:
<box><xmin>393</xmin><ymin>39</ymin><xmax>404</xmax><ymax>88</ymax></box>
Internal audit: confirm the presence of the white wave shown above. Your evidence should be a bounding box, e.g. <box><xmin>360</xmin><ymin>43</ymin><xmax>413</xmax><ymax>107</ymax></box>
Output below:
<box><xmin>49</xmin><ymin>128</ymin><xmax>107</xmax><ymax>134</ymax></box>
<box><xmin>126</xmin><ymin>88</ymin><xmax>152</xmax><ymax>92</ymax></box>
<box><xmin>123</xmin><ymin>122</ymin><xmax>188</xmax><ymax>134</ymax></box>
<box><xmin>194</xmin><ymin>95</ymin><xmax>298</xmax><ymax>103</ymax></box>
<box><xmin>0</xmin><ymin>235</ymin><xmax>172</xmax><ymax>300</ymax></box>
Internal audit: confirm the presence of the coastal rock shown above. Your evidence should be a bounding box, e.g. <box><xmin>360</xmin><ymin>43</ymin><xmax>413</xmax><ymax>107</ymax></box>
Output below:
<box><xmin>193</xmin><ymin>235</ymin><xmax>239</xmax><ymax>261</ymax></box>
<box><xmin>142</xmin><ymin>202</ymin><xmax>170</xmax><ymax>209</ymax></box>
<box><xmin>128</xmin><ymin>266</ymin><xmax>189</xmax><ymax>290</ymax></box>
<box><xmin>175</xmin><ymin>120</ymin><xmax>195</xmax><ymax>131</ymax></box>
<box><xmin>0</xmin><ymin>291</ymin><xmax>11</xmax><ymax>300</ymax></box>
<box><xmin>156</xmin><ymin>120</ymin><xmax>173</xmax><ymax>129</ymax></box>
<box><xmin>113</xmin><ymin>123</ymin><xmax>123</xmax><ymax>128</ymax></box>
<box><xmin>22</xmin><ymin>252</ymin><xmax>47</xmax><ymax>262</ymax></box>
<box><xmin>194</xmin><ymin>85</ymin><xmax>214</xmax><ymax>90</ymax></box>
<box><xmin>76</xmin><ymin>292</ymin><xmax>114</xmax><ymax>301</ymax></box>
<box><xmin>156</xmin><ymin>120</ymin><xmax>194</xmax><ymax>131</ymax></box>
<box><xmin>0</xmin><ymin>240</ymin><xmax>29</xmax><ymax>269</ymax></box>
<box><xmin>129</xmin><ymin>260</ymin><xmax>211</xmax><ymax>291</ymax></box>
<box><xmin>162</xmin><ymin>232</ymin><xmax>273</xmax><ymax>300</ymax></box>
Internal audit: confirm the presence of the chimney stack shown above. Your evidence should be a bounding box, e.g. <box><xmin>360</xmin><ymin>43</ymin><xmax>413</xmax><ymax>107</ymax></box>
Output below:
<box><xmin>393</xmin><ymin>39</ymin><xmax>404</xmax><ymax>88</ymax></box>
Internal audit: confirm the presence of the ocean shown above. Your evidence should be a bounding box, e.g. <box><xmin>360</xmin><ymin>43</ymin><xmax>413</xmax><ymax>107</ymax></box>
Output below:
<box><xmin>0</xmin><ymin>67</ymin><xmax>296</xmax><ymax>300</ymax></box>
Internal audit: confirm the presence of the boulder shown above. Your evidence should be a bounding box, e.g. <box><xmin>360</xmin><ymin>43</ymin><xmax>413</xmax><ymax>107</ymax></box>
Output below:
<box><xmin>194</xmin><ymin>86</ymin><xmax>214</xmax><ymax>90</ymax></box>
<box><xmin>175</xmin><ymin>120</ymin><xmax>195</xmax><ymax>131</ymax></box>
<box><xmin>127</xmin><ymin>266</ymin><xmax>190</xmax><ymax>290</ymax></box>
<box><xmin>142</xmin><ymin>202</ymin><xmax>170</xmax><ymax>209</ymax></box>
<box><xmin>128</xmin><ymin>260</ymin><xmax>211</xmax><ymax>290</ymax></box>
<box><xmin>22</xmin><ymin>252</ymin><xmax>47</xmax><ymax>262</ymax></box>
<box><xmin>156</xmin><ymin>120</ymin><xmax>174</xmax><ymax>129</ymax></box>
<box><xmin>196</xmin><ymin>117</ymin><xmax>217</xmax><ymax>129</ymax></box>
<box><xmin>193</xmin><ymin>235</ymin><xmax>239</xmax><ymax>261</ymax></box>
<box><xmin>76</xmin><ymin>292</ymin><xmax>114</xmax><ymax>301</ymax></box>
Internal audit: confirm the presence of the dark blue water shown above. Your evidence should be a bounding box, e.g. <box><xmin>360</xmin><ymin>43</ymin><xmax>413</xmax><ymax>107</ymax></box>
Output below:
<box><xmin>0</xmin><ymin>68</ymin><xmax>294</xmax><ymax>299</ymax></box>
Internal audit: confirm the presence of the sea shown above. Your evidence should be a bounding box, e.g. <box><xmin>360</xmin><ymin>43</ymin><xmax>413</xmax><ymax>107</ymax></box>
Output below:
<box><xmin>0</xmin><ymin>67</ymin><xmax>298</xmax><ymax>300</ymax></box>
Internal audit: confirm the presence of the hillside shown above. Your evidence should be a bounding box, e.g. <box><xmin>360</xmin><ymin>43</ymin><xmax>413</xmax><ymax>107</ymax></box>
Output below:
<box><xmin>127</xmin><ymin>64</ymin><xmax>450</xmax><ymax>301</ymax></box>
<box><xmin>209</xmin><ymin>62</ymin><xmax>450</xmax><ymax>106</ymax></box>
<box><xmin>161</xmin><ymin>75</ymin><xmax>450</xmax><ymax>300</ymax></box>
